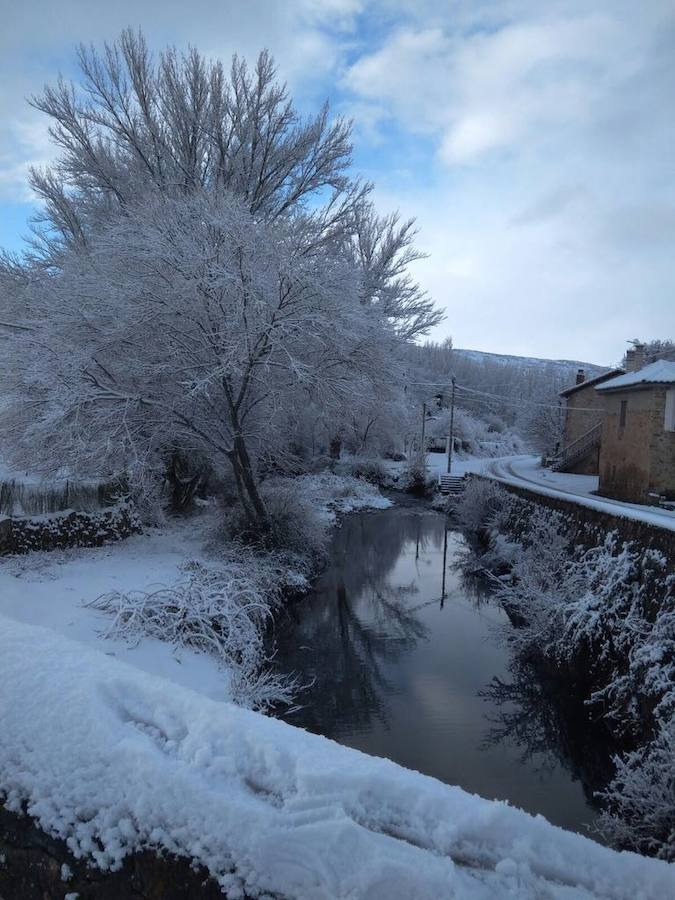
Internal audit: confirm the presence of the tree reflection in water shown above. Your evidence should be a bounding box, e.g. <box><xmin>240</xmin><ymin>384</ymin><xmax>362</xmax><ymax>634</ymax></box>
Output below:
<box><xmin>273</xmin><ymin>508</ymin><xmax>439</xmax><ymax>738</ymax></box>
<box><xmin>479</xmin><ymin>657</ymin><xmax>614</xmax><ymax>810</ymax></box>
<box><xmin>272</xmin><ymin>506</ymin><xmax>604</xmax><ymax>834</ymax></box>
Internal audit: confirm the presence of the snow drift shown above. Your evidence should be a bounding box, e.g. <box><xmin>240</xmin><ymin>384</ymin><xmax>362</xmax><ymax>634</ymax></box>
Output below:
<box><xmin>1</xmin><ymin>615</ymin><xmax>674</xmax><ymax>899</ymax></box>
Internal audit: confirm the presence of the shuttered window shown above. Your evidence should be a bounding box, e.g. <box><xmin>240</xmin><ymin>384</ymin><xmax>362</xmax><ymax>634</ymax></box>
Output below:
<box><xmin>619</xmin><ymin>400</ymin><xmax>628</xmax><ymax>429</ymax></box>
<box><xmin>665</xmin><ymin>389</ymin><xmax>675</xmax><ymax>432</ymax></box>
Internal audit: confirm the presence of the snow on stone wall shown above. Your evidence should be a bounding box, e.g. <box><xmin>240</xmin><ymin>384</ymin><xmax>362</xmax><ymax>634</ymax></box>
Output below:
<box><xmin>0</xmin><ymin>503</ymin><xmax>141</xmax><ymax>555</ymax></box>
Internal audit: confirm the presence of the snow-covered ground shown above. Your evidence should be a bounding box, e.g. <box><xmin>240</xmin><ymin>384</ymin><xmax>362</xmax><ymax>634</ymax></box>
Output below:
<box><xmin>481</xmin><ymin>455</ymin><xmax>675</xmax><ymax>533</ymax></box>
<box><xmin>424</xmin><ymin>451</ymin><xmax>500</xmax><ymax>479</ymax></box>
<box><xmin>3</xmin><ymin>614</ymin><xmax>675</xmax><ymax>900</ymax></box>
<box><xmin>0</xmin><ymin>475</ymin><xmax>391</xmax><ymax>703</ymax></box>
<box><xmin>0</xmin><ymin>514</ymin><xmax>230</xmax><ymax>700</ymax></box>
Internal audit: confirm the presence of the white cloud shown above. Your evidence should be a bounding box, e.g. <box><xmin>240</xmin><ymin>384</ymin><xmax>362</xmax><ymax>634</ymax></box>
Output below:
<box><xmin>343</xmin><ymin>2</ymin><xmax>675</xmax><ymax>362</ymax></box>
<box><xmin>1</xmin><ymin>0</ymin><xmax>674</xmax><ymax>362</ymax></box>
<box><xmin>343</xmin><ymin>13</ymin><xmax>634</xmax><ymax>165</ymax></box>
<box><xmin>0</xmin><ymin>0</ymin><xmax>360</xmax><ymax>201</ymax></box>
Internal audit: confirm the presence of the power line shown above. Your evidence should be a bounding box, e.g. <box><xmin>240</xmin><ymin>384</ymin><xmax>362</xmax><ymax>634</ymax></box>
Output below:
<box><xmin>454</xmin><ymin>383</ymin><xmax>604</xmax><ymax>412</ymax></box>
<box><xmin>408</xmin><ymin>379</ymin><xmax>603</xmax><ymax>413</ymax></box>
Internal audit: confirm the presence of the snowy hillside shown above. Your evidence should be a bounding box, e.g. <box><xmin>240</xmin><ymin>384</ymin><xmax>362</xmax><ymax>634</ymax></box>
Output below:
<box><xmin>452</xmin><ymin>348</ymin><xmax>605</xmax><ymax>376</ymax></box>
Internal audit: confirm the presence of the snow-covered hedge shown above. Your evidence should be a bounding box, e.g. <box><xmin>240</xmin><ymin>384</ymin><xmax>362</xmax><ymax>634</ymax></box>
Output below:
<box><xmin>457</xmin><ymin>479</ymin><xmax>675</xmax><ymax>859</ymax></box>
<box><xmin>284</xmin><ymin>472</ymin><xmax>392</xmax><ymax>524</ymax></box>
<box><xmin>2</xmin><ymin>614</ymin><xmax>674</xmax><ymax>899</ymax></box>
<box><xmin>427</xmin><ymin>408</ymin><xmax>524</xmax><ymax>458</ymax></box>
<box><xmin>1</xmin><ymin>503</ymin><xmax>141</xmax><ymax>555</ymax></box>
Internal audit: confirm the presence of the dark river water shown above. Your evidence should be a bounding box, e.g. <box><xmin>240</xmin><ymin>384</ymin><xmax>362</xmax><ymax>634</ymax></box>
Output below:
<box><xmin>273</xmin><ymin>505</ymin><xmax>603</xmax><ymax>837</ymax></box>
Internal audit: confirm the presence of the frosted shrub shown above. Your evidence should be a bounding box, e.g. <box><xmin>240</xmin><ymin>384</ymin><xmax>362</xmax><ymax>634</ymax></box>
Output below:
<box><xmin>491</xmin><ymin>507</ymin><xmax>580</xmax><ymax>655</ymax></box>
<box><xmin>227</xmin><ymin>478</ymin><xmax>326</xmax><ymax>568</ymax></box>
<box><xmin>454</xmin><ymin>478</ymin><xmax>508</xmax><ymax>532</ymax></box>
<box><xmin>401</xmin><ymin>449</ymin><xmax>432</xmax><ymax>496</ymax></box>
<box><xmin>476</xmin><ymin>489</ymin><xmax>675</xmax><ymax>858</ymax></box>
<box><xmin>252</xmin><ymin>480</ymin><xmax>327</xmax><ymax>561</ymax></box>
<box><xmin>290</xmin><ymin>472</ymin><xmax>390</xmax><ymax>520</ymax></box>
<box><xmin>337</xmin><ymin>458</ymin><xmax>389</xmax><ymax>488</ymax></box>
<box><xmin>599</xmin><ymin>716</ymin><xmax>675</xmax><ymax>859</ymax></box>
<box><xmin>87</xmin><ymin>555</ymin><xmax>299</xmax><ymax>711</ymax></box>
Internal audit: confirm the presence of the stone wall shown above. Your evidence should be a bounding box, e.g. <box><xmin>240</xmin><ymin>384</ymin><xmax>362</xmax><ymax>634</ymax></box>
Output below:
<box><xmin>0</xmin><ymin>504</ymin><xmax>141</xmax><ymax>556</ymax></box>
<box><xmin>648</xmin><ymin>387</ymin><xmax>675</xmax><ymax>500</ymax></box>
<box><xmin>0</xmin><ymin>806</ymin><xmax>225</xmax><ymax>900</ymax></box>
<box><xmin>471</xmin><ymin>475</ymin><xmax>675</xmax><ymax>566</ymax></box>
<box><xmin>561</xmin><ymin>382</ymin><xmax>604</xmax><ymax>474</ymax></box>
<box><xmin>563</xmin><ymin>382</ymin><xmax>604</xmax><ymax>447</ymax></box>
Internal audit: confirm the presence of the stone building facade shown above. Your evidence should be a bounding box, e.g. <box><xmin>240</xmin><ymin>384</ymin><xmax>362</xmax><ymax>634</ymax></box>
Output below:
<box><xmin>596</xmin><ymin>362</ymin><xmax>675</xmax><ymax>503</ymax></box>
<box><xmin>556</xmin><ymin>368</ymin><xmax>624</xmax><ymax>474</ymax></box>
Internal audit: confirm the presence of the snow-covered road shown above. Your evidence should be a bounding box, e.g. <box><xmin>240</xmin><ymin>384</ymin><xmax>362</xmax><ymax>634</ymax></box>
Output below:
<box><xmin>480</xmin><ymin>455</ymin><xmax>675</xmax><ymax>533</ymax></box>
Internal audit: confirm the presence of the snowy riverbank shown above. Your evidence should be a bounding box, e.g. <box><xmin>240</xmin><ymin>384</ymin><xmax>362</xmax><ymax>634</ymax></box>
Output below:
<box><xmin>0</xmin><ymin>473</ymin><xmax>391</xmax><ymax>705</ymax></box>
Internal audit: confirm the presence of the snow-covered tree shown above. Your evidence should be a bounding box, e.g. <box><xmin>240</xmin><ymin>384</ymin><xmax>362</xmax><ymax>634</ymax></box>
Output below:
<box><xmin>5</xmin><ymin>194</ymin><xmax>398</xmax><ymax>526</ymax></box>
<box><xmin>0</xmin><ymin>31</ymin><xmax>441</xmax><ymax>525</ymax></box>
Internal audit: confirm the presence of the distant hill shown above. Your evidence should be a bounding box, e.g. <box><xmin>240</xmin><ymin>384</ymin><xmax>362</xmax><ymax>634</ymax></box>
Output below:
<box><xmin>453</xmin><ymin>348</ymin><xmax>605</xmax><ymax>380</ymax></box>
<box><xmin>410</xmin><ymin>341</ymin><xmax>608</xmax><ymax>451</ymax></box>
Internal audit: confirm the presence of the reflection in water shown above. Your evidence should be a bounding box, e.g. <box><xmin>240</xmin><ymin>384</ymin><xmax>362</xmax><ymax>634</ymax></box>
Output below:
<box><xmin>274</xmin><ymin>510</ymin><xmax>435</xmax><ymax>738</ymax></box>
<box><xmin>480</xmin><ymin>658</ymin><xmax>613</xmax><ymax>808</ymax></box>
<box><xmin>273</xmin><ymin>506</ymin><xmax>606</xmax><ymax>836</ymax></box>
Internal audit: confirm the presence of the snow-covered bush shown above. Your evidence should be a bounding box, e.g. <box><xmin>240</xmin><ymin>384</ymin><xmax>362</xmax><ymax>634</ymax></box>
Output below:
<box><xmin>87</xmin><ymin>555</ymin><xmax>299</xmax><ymax>711</ymax></box>
<box><xmin>427</xmin><ymin>409</ymin><xmax>524</xmax><ymax>459</ymax></box>
<box><xmin>493</xmin><ymin>510</ymin><xmax>583</xmax><ymax>655</ymax></box>
<box><xmin>599</xmin><ymin>717</ymin><xmax>675</xmax><ymax>859</ymax></box>
<box><xmin>225</xmin><ymin>478</ymin><xmax>327</xmax><ymax>563</ymax></box>
<box><xmin>336</xmin><ymin>458</ymin><xmax>390</xmax><ymax>488</ymax></box>
<box><xmin>288</xmin><ymin>472</ymin><xmax>391</xmax><ymax>522</ymax></box>
<box><xmin>259</xmin><ymin>481</ymin><xmax>327</xmax><ymax>561</ymax></box>
<box><xmin>453</xmin><ymin>477</ymin><xmax>508</xmax><ymax>533</ymax></box>
<box><xmin>399</xmin><ymin>449</ymin><xmax>433</xmax><ymax>496</ymax></box>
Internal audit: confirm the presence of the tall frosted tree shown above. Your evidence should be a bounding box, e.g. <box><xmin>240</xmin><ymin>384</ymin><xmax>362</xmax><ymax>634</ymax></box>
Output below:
<box><xmin>1</xmin><ymin>29</ymin><xmax>441</xmax><ymax>524</ymax></box>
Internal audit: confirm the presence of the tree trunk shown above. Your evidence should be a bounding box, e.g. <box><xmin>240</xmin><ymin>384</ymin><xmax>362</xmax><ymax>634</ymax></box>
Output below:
<box><xmin>329</xmin><ymin>434</ymin><xmax>342</xmax><ymax>460</ymax></box>
<box><xmin>229</xmin><ymin>432</ymin><xmax>268</xmax><ymax>529</ymax></box>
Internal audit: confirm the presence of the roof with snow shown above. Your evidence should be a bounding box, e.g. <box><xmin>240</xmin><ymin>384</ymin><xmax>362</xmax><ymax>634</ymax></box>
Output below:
<box><xmin>595</xmin><ymin>360</ymin><xmax>675</xmax><ymax>392</ymax></box>
<box><xmin>560</xmin><ymin>368</ymin><xmax>625</xmax><ymax>398</ymax></box>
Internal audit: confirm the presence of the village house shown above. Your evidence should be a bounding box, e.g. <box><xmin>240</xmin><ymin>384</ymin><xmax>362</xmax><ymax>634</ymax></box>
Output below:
<box><xmin>595</xmin><ymin>359</ymin><xmax>675</xmax><ymax>504</ymax></box>
<box><xmin>554</xmin><ymin>367</ymin><xmax>625</xmax><ymax>474</ymax></box>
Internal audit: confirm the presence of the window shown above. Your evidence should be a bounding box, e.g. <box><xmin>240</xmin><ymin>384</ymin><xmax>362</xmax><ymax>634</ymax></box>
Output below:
<box><xmin>619</xmin><ymin>399</ymin><xmax>628</xmax><ymax>429</ymax></box>
<box><xmin>665</xmin><ymin>389</ymin><xmax>675</xmax><ymax>432</ymax></box>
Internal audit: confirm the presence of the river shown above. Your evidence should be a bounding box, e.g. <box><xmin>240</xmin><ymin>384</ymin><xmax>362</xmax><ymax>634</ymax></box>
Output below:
<box><xmin>273</xmin><ymin>504</ymin><xmax>605</xmax><ymax>837</ymax></box>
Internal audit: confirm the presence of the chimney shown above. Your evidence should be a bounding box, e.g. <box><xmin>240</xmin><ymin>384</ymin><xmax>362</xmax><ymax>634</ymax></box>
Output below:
<box><xmin>576</xmin><ymin>368</ymin><xmax>585</xmax><ymax>385</ymax></box>
<box><xmin>626</xmin><ymin>343</ymin><xmax>646</xmax><ymax>372</ymax></box>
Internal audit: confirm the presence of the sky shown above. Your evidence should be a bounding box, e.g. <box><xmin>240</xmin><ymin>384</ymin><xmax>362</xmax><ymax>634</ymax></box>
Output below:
<box><xmin>1</xmin><ymin>0</ymin><xmax>674</xmax><ymax>366</ymax></box>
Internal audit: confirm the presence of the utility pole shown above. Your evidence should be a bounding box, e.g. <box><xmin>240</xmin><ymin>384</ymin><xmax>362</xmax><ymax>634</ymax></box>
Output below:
<box><xmin>420</xmin><ymin>401</ymin><xmax>427</xmax><ymax>453</ymax></box>
<box><xmin>446</xmin><ymin>376</ymin><xmax>456</xmax><ymax>474</ymax></box>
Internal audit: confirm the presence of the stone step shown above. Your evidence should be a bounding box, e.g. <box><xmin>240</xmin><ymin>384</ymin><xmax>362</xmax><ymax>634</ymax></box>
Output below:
<box><xmin>439</xmin><ymin>474</ymin><xmax>465</xmax><ymax>495</ymax></box>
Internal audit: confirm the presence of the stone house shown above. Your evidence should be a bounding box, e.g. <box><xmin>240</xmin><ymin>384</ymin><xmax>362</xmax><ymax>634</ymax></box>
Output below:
<box><xmin>555</xmin><ymin>367</ymin><xmax>625</xmax><ymax>474</ymax></box>
<box><xmin>595</xmin><ymin>360</ymin><xmax>675</xmax><ymax>504</ymax></box>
